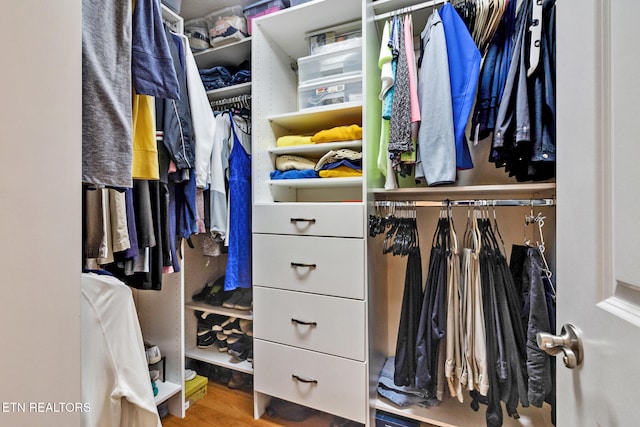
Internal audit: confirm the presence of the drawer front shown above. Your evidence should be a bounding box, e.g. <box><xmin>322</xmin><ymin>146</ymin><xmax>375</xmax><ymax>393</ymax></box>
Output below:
<box><xmin>253</xmin><ymin>287</ymin><xmax>365</xmax><ymax>361</ymax></box>
<box><xmin>253</xmin><ymin>203</ymin><xmax>364</xmax><ymax>238</ymax></box>
<box><xmin>252</xmin><ymin>233</ymin><xmax>364</xmax><ymax>299</ymax></box>
<box><xmin>254</xmin><ymin>340</ymin><xmax>367</xmax><ymax>423</ymax></box>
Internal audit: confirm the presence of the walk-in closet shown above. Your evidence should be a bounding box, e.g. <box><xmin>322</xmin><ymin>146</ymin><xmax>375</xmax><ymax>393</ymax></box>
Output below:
<box><xmin>6</xmin><ymin>0</ymin><xmax>640</xmax><ymax>426</ymax></box>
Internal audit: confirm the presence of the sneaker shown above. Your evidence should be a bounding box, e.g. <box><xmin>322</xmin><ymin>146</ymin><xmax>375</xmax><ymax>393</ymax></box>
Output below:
<box><xmin>202</xmin><ymin>275</ymin><xmax>226</xmax><ymax>306</ymax></box>
<box><xmin>185</xmin><ymin>369</ymin><xmax>197</xmax><ymax>381</ymax></box>
<box><xmin>222</xmin><ymin>289</ymin><xmax>243</xmax><ymax>309</ymax></box>
<box><xmin>144</xmin><ymin>342</ymin><xmax>162</xmax><ymax>365</ymax></box>
<box><xmin>192</xmin><ymin>280</ymin><xmax>216</xmax><ymax>302</ymax></box>
<box><xmin>246</xmin><ymin>345</ymin><xmax>253</xmax><ymax>363</ymax></box>
<box><xmin>234</xmin><ymin>288</ymin><xmax>252</xmax><ymax>311</ymax></box>
<box><xmin>216</xmin><ymin>332</ymin><xmax>229</xmax><ymax>352</ymax></box>
<box><xmin>199</xmin><ymin>313</ymin><xmax>225</xmax><ymax>330</ymax></box>
<box><xmin>223</xmin><ymin>318</ymin><xmax>242</xmax><ymax>335</ymax></box>
<box><xmin>239</xmin><ymin>319</ymin><xmax>253</xmax><ymax>337</ymax></box>
<box><xmin>211</xmin><ymin>316</ymin><xmax>230</xmax><ymax>332</ymax></box>
<box><xmin>228</xmin><ymin>336</ymin><xmax>249</xmax><ymax>358</ymax></box>
<box><xmin>197</xmin><ymin>330</ymin><xmax>215</xmax><ymax>349</ymax></box>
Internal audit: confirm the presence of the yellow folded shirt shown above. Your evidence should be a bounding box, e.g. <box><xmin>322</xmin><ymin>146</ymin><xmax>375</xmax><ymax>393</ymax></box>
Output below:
<box><xmin>311</xmin><ymin>124</ymin><xmax>362</xmax><ymax>143</ymax></box>
<box><xmin>276</xmin><ymin>135</ymin><xmax>314</xmax><ymax>147</ymax></box>
<box><xmin>318</xmin><ymin>166</ymin><xmax>363</xmax><ymax>178</ymax></box>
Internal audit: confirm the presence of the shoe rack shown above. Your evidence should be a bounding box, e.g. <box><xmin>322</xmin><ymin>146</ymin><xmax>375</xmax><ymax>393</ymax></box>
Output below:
<box><xmin>183</xmin><ymin>235</ymin><xmax>254</xmax><ymax>379</ymax></box>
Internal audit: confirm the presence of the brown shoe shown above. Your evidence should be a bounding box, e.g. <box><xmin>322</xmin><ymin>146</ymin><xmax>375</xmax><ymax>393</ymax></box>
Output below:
<box><xmin>227</xmin><ymin>372</ymin><xmax>246</xmax><ymax>389</ymax></box>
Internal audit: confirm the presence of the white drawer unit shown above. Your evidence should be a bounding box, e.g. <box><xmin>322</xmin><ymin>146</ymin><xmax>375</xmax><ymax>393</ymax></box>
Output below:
<box><xmin>253</xmin><ymin>339</ymin><xmax>367</xmax><ymax>423</ymax></box>
<box><xmin>252</xmin><ymin>233</ymin><xmax>365</xmax><ymax>299</ymax></box>
<box><xmin>253</xmin><ymin>203</ymin><xmax>364</xmax><ymax>238</ymax></box>
<box><xmin>253</xmin><ymin>287</ymin><xmax>365</xmax><ymax>361</ymax></box>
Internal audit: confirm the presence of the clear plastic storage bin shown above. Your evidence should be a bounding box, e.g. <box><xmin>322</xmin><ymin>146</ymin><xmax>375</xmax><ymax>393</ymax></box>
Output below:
<box><xmin>203</xmin><ymin>6</ymin><xmax>248</xmax><ymax>47</ymax></box>
<box><xmin>243</xmin><ymin>0</ymin><xmax>290</xmax><ymax>34</ymax></box>
<box><xmin>298</xmin><ymin>41</ymin><xmax>362</xmax><ymax>84</ymax></box>
<box><xmin>298</xmin><ymin>73</ymin><xmax>362</xmax><ymax>110</ymax></box>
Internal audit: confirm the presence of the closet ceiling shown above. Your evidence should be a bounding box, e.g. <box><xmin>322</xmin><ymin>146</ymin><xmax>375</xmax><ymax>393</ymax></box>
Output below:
<box><xmin>180</xmin><ymin>0</ymin><xmax>255</xmax><ymax>21</ymax></box>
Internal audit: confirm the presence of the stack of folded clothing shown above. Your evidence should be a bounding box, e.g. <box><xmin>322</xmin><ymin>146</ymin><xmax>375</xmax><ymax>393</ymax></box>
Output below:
<box><xmin>270</xmin><ymin>155</ymin><xmax>318</xmax><ymax>180</ymax></box>
<box><xmin>314</xmin><ymin>149</ymin><xmax>362</xmax><ymax>178</ymax></box>
<box><xmin>275</xmin><ymin>135</ymin><xmax>314</xmax><ymax>147</ymax></box>
<box><xmin>199</xmin><ymin>62</ymin><xmax>251</xmax><ymax>91</ymax></box>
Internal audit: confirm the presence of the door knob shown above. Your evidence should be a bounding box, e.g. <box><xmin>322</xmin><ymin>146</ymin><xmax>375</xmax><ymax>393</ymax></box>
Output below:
<box><xmin>536</xmin><ymin>323</ymin><xmax>584</xmax><ymax>369</ymax></box>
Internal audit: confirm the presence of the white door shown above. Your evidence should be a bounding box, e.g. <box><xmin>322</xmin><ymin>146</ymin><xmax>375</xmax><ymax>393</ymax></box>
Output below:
<box><xmin>556</xmin><ymin>0</ymin><xmax>640</xmax><ymax>425</ymax></box>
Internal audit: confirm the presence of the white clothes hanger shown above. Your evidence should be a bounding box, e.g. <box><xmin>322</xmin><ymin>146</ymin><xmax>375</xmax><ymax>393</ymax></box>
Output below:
<box><xmin>528</xmin><ymin>0</ymin><xmax>543</xmax><ymax>77</ymax></box>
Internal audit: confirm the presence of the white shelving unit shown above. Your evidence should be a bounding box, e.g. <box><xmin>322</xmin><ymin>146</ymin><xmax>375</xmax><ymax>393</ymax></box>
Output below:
<box><xmin>155</xmin><ymin>381</ymin><xmax>182</xmax><ymax>406</ymax></box>
<box><xmin>185</xmin><ymin>347</ymin><xmax>254</xmax><ymax>375</ymax></box>
<box><xmin>251</xmin><ymin>0</ymin><xmax>368</xmax><ymax>424</ymax></box>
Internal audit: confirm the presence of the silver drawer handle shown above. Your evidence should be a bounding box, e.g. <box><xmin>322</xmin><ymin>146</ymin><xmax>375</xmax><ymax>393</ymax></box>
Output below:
<box><xmin>290</xmin><ymin>262</ymin><xmax>317</xmax><ymax>269</ymax></box>
<box><xmin>291</xmin><ymin>318</ymin><xmax>317</xmax><ymax>327</ymax></box>
<box><xmin>292</xmin><ymin>374</ymin><xmax>318</xmax><ymax>384</ymax></box>
<box><xmin>290</xmin><ymin>217</ymin><xmax>316</xmax><ymax>224</ymax></box>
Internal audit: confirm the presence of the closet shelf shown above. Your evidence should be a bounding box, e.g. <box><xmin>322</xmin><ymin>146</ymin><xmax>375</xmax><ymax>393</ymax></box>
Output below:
<box><xmin>268</xmin><ymin>102</ymin><xmax>362</xmax><ymax>135</ymax></box>
<box><xmin>193</xmin><ymin>37</ymin><xmax>251</xmax><ymax>69</ymax></box>
<box><xmin>269</xmin><ymin>177</ymin><xmax>363</xmax><ymax>189</ymax></box>
<box><xmin>373</xmin><ymin>397</ymin><xmax>552</xmax><ymax>427</ymax></box>
<box><xmin>155</xmin><ymin>381</ymin><xmax>181</xmax><ymax>405</ymax></box>
<box><xmin>373</xmin><ymin>183</ymin><xmax>556</xmax><ymax>201</ymax></box>
<box><xmin>185</xmin><ymin>301</ymin><xmax>253</xmax><ymax>321</ymax></box>
<box><xmin>206</xmin><ymin>82</ymin><xmax>252</xmax><ymax>102</ymax></box>
<box><xmin>253</xmin><ymin>0</ymin><xmax>361</xmax><ymax>59</ymax></box>
<box><xmin>185</xmin><ymin>347</ymin><xmax>254</xmax><ymax>375</ymax></box>
<box><xmin>268</xmin><ymin>140</ymin><xmax>362</xmax><ymax>156</ymax></box>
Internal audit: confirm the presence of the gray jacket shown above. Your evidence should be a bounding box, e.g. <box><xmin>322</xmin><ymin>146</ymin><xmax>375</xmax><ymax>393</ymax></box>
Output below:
<box><xmin>415</xmin><ymin>10</ymin><xmax>456</xmax><ymax>186</ymax></box>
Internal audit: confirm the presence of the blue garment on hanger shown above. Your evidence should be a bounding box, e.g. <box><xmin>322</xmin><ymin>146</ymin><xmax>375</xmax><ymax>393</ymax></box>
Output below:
<box><xmin>224</xmin><ymin>113</ymin><xmax>252</xmax><ymax>291</ymax></box>
<box><xmin>439</xmin><ymin>3</ymin><xmax>481</xmax><ymax>170</ymax></box>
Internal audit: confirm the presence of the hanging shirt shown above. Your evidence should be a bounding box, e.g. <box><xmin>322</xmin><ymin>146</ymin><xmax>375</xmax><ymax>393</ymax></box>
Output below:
<box><xmin>224</xmin><ymin>113</ymin><xmax>252</xmax><ymax>291</ymax></box>
<box><xmin>82</xmin><ymin>0</ymin><xmax>133</xmax><ymax>188</ymax></box>
<box><xmin>440</xmin><ymin>2</ymin><xmax>480</xmax><ymax>170</ymax></box>
<box><xmin>415</xmin><ymin>10</ymin><xmax>456</xmax><ymax>186</ymax></box>
<box><xmin>81</xmin><ymin>272</ymin><xmax>162</xmax><ymax>427</ymax></box>
<box><xmin>131</xmin><ymin>0</ymin><xmax>179</xmax><ymax>99</ymax></box>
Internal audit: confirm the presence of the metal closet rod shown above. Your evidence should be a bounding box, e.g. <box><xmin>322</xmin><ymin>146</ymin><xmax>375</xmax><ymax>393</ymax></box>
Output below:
<box><xmin>374</xmin><ymin>0</ymin><xmax>447</xmax><ymax>21</ymax></box>
<box><xmin>210</xmin><ymin>94</ymin><xmax>252</xmax><ymax>108</ymax></box>
<box><xmin>374</xmin><ymin>198</ymin><xmax>556</xmax><ymax>207</ymax></box>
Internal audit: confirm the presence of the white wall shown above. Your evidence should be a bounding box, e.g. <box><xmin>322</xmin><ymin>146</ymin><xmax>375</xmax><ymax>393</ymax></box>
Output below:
<box><xmin>0</xmin><ymin>1</ymin><xmax>82</xmax><ymax>426</ymax></box>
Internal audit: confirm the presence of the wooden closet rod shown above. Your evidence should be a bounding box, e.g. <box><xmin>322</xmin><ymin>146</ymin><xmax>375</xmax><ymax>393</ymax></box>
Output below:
<box><xmin>374</xmin><ymin>0</ymin><xmax>447</xmax><ymax>21</ymax></box>
<box><xmin>374</xmin><ymin>198</ymin><xmax>556</xmax><ymax>207</ymax></box>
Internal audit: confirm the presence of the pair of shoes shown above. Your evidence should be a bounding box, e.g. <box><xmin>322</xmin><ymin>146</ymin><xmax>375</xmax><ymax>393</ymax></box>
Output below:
<box><xmin>144</xmin><ymin>342</ymin><xmax>162</xmax><ymax>365</ymax></box>
<box><xmin>196</xmin><ymin>312</ymin><xmax>226</xmax><ymax>331</ymax></box>
<box><xmin>192</xmin><ymin>275</ymin><xmax>226</xmax><ymax>306</ymax></box>
<box><xmin>197</xmin><ymin>330</ymin><xmax>215</xmax><ymax>348</ymax></box>
<box><xmin>184</xmin><ymin>369</ymin><xmax>197</xmax><ymax>382</ymax></box>
<box><xmin>222</xmin><ymin>318</ymin><xmax>242</xmax><ymax>335</ymax></box>
<box><xmin>222</xmin><ymin>288</ymin><xmax>252</xmax><ymax>311</ymax></box>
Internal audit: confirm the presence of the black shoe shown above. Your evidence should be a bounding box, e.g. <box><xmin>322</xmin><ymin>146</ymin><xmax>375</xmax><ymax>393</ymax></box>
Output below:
<box><xmin>223</xmin><ymin>318</ymin><xmax>242</xmax><ymax>335</ymax></box>
<box><xmin>234</xmin><ymin>288</ymin><xmax>252</xmax><ymax>311</ymax></box>
<box><xmin>197</xmin><ymin>330</ymin><xmax>215</xmax><ymax>348</ymax></box>
<box><xmin>228</xmin><ymin>336</ymin><xmax>249</xmax><ymax>358</ymax></box>
<box><xmin>203</xmin><ymin>276</ymin><xmax>226</xmax><ymax>306</ymax></box>
<box><xmin>192</xmin><ymin>280</ymin><xmax>217</xmax><ymax>302</ymax></box>
<box><xmin>222</xmin><ymin>289</ymin><xmax>243</xmax><ymax>309</ymax></box>
<box><xmin>215</xmin><ymin>332</ymin><xmax>229</xmax><ymax>352</ymax></box>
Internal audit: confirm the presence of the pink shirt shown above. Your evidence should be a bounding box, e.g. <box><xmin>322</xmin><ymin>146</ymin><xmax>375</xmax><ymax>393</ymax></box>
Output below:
<box><xmin>405</xmin><ymin>15</ymin><xmax>421</xmax><ymax>123</ymax></box>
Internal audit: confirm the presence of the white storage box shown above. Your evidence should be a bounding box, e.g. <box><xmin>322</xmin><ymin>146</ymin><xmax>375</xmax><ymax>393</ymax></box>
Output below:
<box><xmin>307</xmin><ymin>21</ymin><xmax>362</xmax><ymax>55</ymax></box>
<box><xmin>298</xmin><ymin>74</ymin><xmax>362</xmax><ymax>110</ymax></box>
<box><xmin>297</xmin><ymin>42</ymin><xmax>362</xmax><ymax>84</ymax></box>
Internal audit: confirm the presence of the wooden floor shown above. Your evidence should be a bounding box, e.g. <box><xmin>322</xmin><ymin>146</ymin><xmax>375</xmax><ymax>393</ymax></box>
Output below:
<box><xmin>161</xmin><ymin>380</ymin><xmax>336</xmax><ymax>427</ymax></box>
